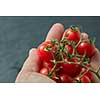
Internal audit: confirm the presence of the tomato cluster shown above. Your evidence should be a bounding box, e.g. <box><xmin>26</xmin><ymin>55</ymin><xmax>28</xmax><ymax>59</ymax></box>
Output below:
<box><xmin>37</xmin><ymin>25</ymin><xmax>97</xmax><ymax>83</ymax></box>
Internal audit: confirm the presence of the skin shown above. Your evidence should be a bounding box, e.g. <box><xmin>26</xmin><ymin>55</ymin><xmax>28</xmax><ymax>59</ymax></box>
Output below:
<box><xmin>15</xmin><ymin>23</ymin><xmax>100</xmax><ymax>83</ymax></box>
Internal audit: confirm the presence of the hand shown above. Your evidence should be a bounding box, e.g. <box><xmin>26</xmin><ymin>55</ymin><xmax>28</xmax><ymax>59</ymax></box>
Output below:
<box><xmin>15</xmin><ymin>23</ymin><xmax>100</xmax><ymax>83</ymax></box>
<box><xmin>15</xmin><ymin>23</ymin><xmax>64</xmax><ymax>83</ymax></box>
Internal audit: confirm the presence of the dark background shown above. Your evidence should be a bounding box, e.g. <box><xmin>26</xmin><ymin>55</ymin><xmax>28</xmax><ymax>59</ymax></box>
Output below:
<box><xmin>0</xmin><ymin>16</ymin><xmax>100</xmax><ymax>82</ymax></box>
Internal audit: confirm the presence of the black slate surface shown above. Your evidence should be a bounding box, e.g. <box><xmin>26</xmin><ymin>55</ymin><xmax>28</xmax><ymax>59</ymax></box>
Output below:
<box><xmin>0</xmin><ymin>16</ymin><xmax>100</xmax><ymax>82</ymax></box>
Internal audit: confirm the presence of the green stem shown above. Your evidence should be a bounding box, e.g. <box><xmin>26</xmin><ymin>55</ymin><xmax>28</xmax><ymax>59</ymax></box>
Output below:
<box><xmin>48</xmin><ymin>64</ymin><xmax>57</xmax><ymax>77</ymax></box>
<box><xmin>75</xmin><ymin>35</ymin><xmax>83</xmax><ymax>48</ymax></box>
<box><xmin>72</xmin><ymin>35</ymin><xmax>83</xmax><ymax>56</ymax></box>
<box><xmin>57</xmin><ymin>60</ymin><xmax>82</xmax><ymax>65</ymax></box>
<box><xmin>60</xmin><ymin>52</ymin><xmax>65</xmax><ymax>61</ymax></box>
<box><xmin>79</xmin><ymin>69</ymin><xmax>89</xmax><ymax>81</ymax></box>
<box><xmin>72</xmin><ymin>46</ymin><xmax>75</xmax><ymax>56</ymax></box>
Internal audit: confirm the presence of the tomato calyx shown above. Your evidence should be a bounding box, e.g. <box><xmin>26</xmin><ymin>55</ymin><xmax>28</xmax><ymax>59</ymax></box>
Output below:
<box><xmin>70</xmin><ymin>25</ymin><xmax>80</xmax><ymax>32</ymax></box>
<box><xmin>88</xmin><ymin>37</ymin><xmax>96</xmax><ymax>45</ymax></box>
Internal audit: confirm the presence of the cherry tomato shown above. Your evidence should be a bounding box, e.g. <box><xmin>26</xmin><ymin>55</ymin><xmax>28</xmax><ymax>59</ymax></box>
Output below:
<box><xmin>38</xmin><ymin>41</ymin><xmax>54</xmax><ymax>62</ymax></box>
<box><xmin>61</xmin><ymin>58</ymin><xmax>82</xmax><ymax>77</ymax></box>
<box><xmin>77</xmin><ymin>42</ymin><xmax>95</xmax><ymax>58</ymax></box>
<box><xmin>64</xmin><ymin>26</ymin><xmax>80</xmax><ymax>43</ymax></box>
<box><xmin>40</xmin><ymin>67</ymin><xmax>49</xmax><ymax>76</ymax></box>
<box><xmin>79</xmin><ymin>64</ymin><xmax>94</xmax><ymax>82</ymax></box>
<box><xmin>42</xmin><ymin>61</ymin><xmax>54</xmax><ymax>68</ymax></box>
<box><xmin>40</xmin><ymin>65</ymin><xmax>56</xmax><ymax>77</ymax></box>
<box><xmin>65</xmin><ymin>45</ymin><xmax>73</xmax><ymax>54</ymax></box>
<box><xmin>81</xmin><ymin>75</ymin><xmax>91</xmax><ymax>83</ymax></box>
<box><xmin>85</xmin><ymin>72</ymin><xmax>95</xmax><ymax>82</ymax></box>
<box><xmin>40</xmin><ymin>66</ymin><xmax>52</xmax><ymax>76</ymax></box>
<box><xmin>42</xmin><ymin>61</ymin><xmax>61</xmax><ymax>75</ymax></box>
<box><xmin>59</xmin><ymin>74</ymin><xmax>73</xmax><ymax>83</ymax></box>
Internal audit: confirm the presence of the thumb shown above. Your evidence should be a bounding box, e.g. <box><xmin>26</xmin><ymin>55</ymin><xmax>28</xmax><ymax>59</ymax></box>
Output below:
<box><xmin>21</xmin><ymin>48</ymin><xmax>40</xmax><ymax>73</ymax></box>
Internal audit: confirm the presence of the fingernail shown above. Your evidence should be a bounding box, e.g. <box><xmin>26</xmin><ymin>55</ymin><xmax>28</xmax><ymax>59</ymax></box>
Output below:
<box><xmin>29</xmin><ymin>48</ymin><xmax>38</xmax><ymax>56</ymax></box>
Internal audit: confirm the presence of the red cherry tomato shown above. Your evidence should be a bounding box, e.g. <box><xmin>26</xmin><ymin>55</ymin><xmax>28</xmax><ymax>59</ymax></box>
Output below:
<box><xmin>61</xmin><ymin>58</ymin><xmax>82</xmax><ymax>77</ymax></box>
<box><xmin>65</xmin><ymin>45</ymin><xmax>73</xmax><ymax>54</ymax></box>
<box><xmin>42</xmin><ymin>61</ymin><xmax>54</xmax><ymax>68</ymax></box>
<box><xmin>40</xmin><ymin>67</ymin><xmax>49</xmax><ymax>76</ymax></box>
<box><xmin>84</xmin><ymin>65</ymin><xmax>95</xmax><ymax>82</ymax></box>
<box><xmin>42</xmin><ymin>61</ymin><xmax>60</xmax><ymax>75</ymax></box>
<box><xmin>77</xmin><ymin>42</ymin><xmax>95</xmax><ymax>58</ymax></box>
<box><xmin>85</xmin><ymin>72</ymin><xmax>95</xmax><ymax>82</ymax></box>
<box><xmin>40</xmin><ymin>66</ymin><xmax>53</xmax><ymax>76</ymax></box>
<box><xmin>64</xmin><ymin>26</ymin><xmax>80</xmax><ymax>43</ymax></box>
<box><xmin>59</xmin><ymin>74</ymin><xmax>73</xmax><ymax>83</ymax></box>
<box><xmin>81</xmin><ymin>75</ymin><xmax>91</xmax><ymax>83</ymax></box>
<box><xmin>38</xmin><ymin>41</ymin><xmax>54</xmax><ymax>62</ymax></box>
<box><xmin>40</xmin><ymin>65</ymin><xmax>56</xmax><ymax>77</ymax></box>
<box><xmin>79</xmin><ymin>64</ymin><xmax>95</xmax><ymax>82</ymax></box>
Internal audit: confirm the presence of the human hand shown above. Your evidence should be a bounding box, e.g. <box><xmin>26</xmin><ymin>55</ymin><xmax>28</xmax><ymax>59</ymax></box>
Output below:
<box><xmin>15</xmin><ymin>23</ymin><xmax>100</xmax><ymax>83</ymax></box>
<box><xmin>15</xmin><ymin>23</ymin><xmax>64</xmax><ymax>83</ymax></box>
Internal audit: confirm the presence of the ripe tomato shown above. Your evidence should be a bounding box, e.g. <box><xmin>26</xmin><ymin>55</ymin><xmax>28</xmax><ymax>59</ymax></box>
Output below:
<box><xmin>38</xmin><ymin>41</ymin><xmax>54</xmax><ymax>62</ymax></box>
<box><xmin>42</xmin><ymin>61</ymin><xmax>61</xmax><ymax>74</ymax></box>
<box><xmin>40</xmin><ymin>65</ymin><xmax>56</xmax><ymax>77</ymax></box>
<box><xmin>64</xmin><ymin>26</ymin><xmax>80</xmax><ymax>43</ymax></box>
<box><xmin>40</xmin><ymin>67</ymin><xmax>57</xmax><ymax>82</ymax></box>
<box><xmin>59</xmin><ymin>74</ymin><xmax>73</xmax><ymax>83</ymax></box>
<box><xmin>77</xmin><ymin>42</ymin><xmax>95</xmax><ymax>58</ymax></box>
<box><xmin>85</xmin><ymin>71</ymin><xmax>95</xmax><ymax>82</ymax></box>
<box><xmin>42</xmin><ymin>61</ymin><xmax>54</xmax><ymax>68</ymax></box>
<box><xmin>65</xmin><ymin>45</ymin><xmax>73</xmax><ymax>54</ymax></box>
<box><xmin>79</xmin><ymin>64</ymin><xmax>94</xmax><ymax>82</ymax></box>
<box><xmin>61</xmin><ymin>58</ymin><xmax>82</xmax><ymax>77</ymax></box>
<box><xmin>40</xmin><ymin>66</ymin><xmax>53</xmax><ymax>76</ymax></box>
<box><xmin>40</xmin><ymin>67</ymin><xmax>49</xmax><ymax>76</ymax></box>
<box><xmin>81</xmin><ymin>75</ymin><xmax>91</xmax><ymax>83</ymax></box>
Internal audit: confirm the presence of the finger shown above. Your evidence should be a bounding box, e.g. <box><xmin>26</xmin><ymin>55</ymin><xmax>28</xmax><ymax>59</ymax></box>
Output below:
<box><xmin>21</xmin><ymin>48</ymin><xmax>40</xmax><ymax>72</ymax></box>
<box><xmin>90</xmin><ymin>48</ymin><xmax>100</xmax><ymax>70</ymax></box>
<box><xmin>81</xmin><ymin>32</ymin><xmax>88</xmax><ymax>40</ymax></box>
<box><xmin>45</xmin><ymin>23</ymin><xmax>64</xmax><ymax>41</ymax></box>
